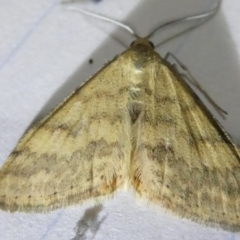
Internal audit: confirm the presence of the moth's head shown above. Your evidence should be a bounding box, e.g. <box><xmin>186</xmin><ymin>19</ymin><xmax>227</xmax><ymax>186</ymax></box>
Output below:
<box><xmin>130</xmin><ymin>37</ymin><xmax>155</xmax><ymax>50</ymax></box>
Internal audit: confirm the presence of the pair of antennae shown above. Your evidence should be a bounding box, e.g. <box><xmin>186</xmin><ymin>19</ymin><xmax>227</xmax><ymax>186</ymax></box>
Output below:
<box><xmin>64</xmin><ymin>0</ymin><xmax>221</xmax><ymax>40</ymax></box>
<box><xmin>63</xmin><ymin>0</ymin><xmax>225</xmax><ymax>117</ymax></box>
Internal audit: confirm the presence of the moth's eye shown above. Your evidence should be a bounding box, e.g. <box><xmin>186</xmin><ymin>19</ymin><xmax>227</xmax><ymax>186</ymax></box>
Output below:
<box><xmin>130</xmin><ymin>41</ymin><xmax>135</xmax><ymax>46</ymax></box>
<box><xmin>149</xmin><ymin>41</ymin><xmax>155</xmax><ymax>49</ymax></box>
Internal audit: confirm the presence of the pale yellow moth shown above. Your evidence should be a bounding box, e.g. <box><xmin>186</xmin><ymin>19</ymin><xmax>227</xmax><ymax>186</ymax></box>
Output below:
<box><xmin>0</xmin><ymin>0</ymin><xmax>240</xmax><ymax>232</ymax></box>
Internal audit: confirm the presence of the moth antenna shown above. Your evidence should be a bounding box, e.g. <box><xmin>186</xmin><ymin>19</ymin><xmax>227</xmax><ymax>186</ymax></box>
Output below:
<box><xmin>147</xmin><ymin>0</ymin><xmax>222</xmax><ymax>39</ymax></box>
<box><xmin>66</xmin><ymin>6</ymin><xmax>138</xmax><ymax>38</ymax></box>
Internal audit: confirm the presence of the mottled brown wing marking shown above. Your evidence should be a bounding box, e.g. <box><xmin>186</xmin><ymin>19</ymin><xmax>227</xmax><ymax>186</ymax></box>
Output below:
<box><xmin>0</xmin><ymin>51</ymin><xmax>133</xmax><ymax>212</ymax></box>
<box><xmin>132</xmin><ymin>51</ymin><xmax>240</xmax><ymax>231</ymax></box>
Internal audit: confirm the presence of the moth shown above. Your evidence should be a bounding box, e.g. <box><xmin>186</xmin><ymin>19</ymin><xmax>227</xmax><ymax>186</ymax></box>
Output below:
<box><xmin>1</xmin><ymin>0</ymin><xmax>239</xmax><ymax>232</ymax></box>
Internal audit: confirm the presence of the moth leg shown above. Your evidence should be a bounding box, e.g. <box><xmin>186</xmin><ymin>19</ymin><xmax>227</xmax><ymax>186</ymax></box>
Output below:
<box><xmin>164</xmin><ymin>52</ymin><xmax>227</xmax><ymax>117</ymax></box>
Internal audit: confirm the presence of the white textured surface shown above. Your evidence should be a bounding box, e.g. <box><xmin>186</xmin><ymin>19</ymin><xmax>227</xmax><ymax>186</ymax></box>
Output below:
<box><xmin>1</xmin><ymin>0</ymin><xmax>240</xmax><ymax>239</ymax></box>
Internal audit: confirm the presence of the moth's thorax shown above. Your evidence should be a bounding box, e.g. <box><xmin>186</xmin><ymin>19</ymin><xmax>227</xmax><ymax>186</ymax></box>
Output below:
<box><xmin>126</xmin><ymin>43</ymin><xmax>161</xmax><ymax>123</ymax></box>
